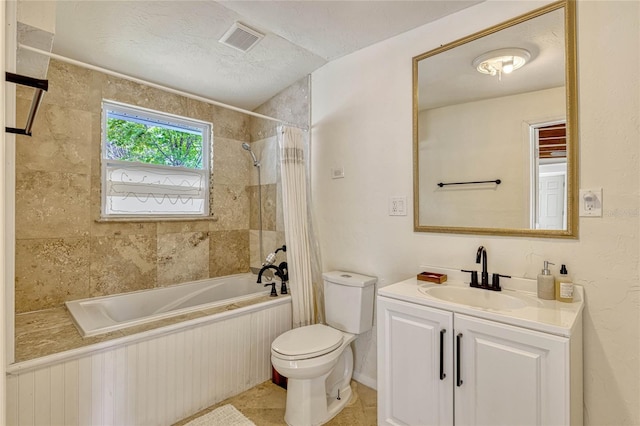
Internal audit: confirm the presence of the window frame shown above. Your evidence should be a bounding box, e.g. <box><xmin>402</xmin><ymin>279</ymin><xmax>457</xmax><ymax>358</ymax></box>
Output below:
<box><xmin>101</xmin><ymin>99</ymin><xmax>212</xmax><ymax>219</ymax></box>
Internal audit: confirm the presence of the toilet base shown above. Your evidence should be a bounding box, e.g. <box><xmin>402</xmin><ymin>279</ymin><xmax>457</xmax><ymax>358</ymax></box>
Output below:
<box><xmin>282</xmin><ymin>345</ymin><xmax>354</xmax><ymax>426</ymax></box>
<box><xmin>284</xmin><ymin>377</ymin><xmax>353</xmax><ymax>426</ymax></box>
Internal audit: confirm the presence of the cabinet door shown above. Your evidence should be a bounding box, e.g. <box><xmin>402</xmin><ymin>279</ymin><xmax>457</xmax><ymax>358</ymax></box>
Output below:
<box><xmin>454</xmin><ymin>314</ymin><xmax>569</xmax><ymax>426</ymax></box>
<box><xmin>377</xmin><ymin>297</ymin><xmax>454</xmax><ymax>426</ymax></box>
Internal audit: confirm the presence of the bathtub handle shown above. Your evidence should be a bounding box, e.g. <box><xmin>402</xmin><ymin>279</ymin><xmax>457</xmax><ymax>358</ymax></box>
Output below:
<box><xmin>278</xmin><ymin>262</ymin><xmax>289</xmax><ymax>282</ymax></box>
<box><xmin>278</xmin><ymin>262</ymin><xmax>289</xmax><ymax>295</ymax></box>
<box><xmin>264</xmin><ymin>282</ymin><xmax>278</xmax><ymax>297</ymax></box>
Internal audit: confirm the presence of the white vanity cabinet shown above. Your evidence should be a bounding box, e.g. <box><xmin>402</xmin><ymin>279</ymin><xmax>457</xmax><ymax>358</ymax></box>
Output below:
<box><xmin>377</xmin><ymin>297</ymin><xmax>454</xmax><ymax>426</ymax></box>
<box><xmin>453</xmin><ymin>313</ymin><xmax>570</xmax><ymax>426</ymax></box>
<box><xmin>377</xmin><ymin>281</ymin><xmax>583</xmax><ymax>426</ymax></box>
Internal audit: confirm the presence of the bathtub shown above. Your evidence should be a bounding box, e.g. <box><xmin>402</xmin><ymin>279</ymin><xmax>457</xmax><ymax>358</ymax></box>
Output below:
<box><xmin>10</xmin><ymin>277</ymin><xmax>292</xmax><ymax>426</ymax></box>
<box><xmin>66</xmin><ymin>273</ymin><xmax>271</xmax><ymax>337</ymax></box>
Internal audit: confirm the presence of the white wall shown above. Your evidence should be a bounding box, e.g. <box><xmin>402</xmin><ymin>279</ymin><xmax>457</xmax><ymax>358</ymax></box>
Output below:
<box><xmin>311</xmin><ymin>1</ymin><xmax>639</xmax><ymax>425</ymax></box>
<box><xmin>16</xmin><ymin>0</ymin><xmax>55</xmax><ymax>34</ymax></box>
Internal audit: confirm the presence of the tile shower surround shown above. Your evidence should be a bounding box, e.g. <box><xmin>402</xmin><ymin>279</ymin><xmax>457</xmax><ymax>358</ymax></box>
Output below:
<box><xmin>13</xmin><ymin>59</ymin><xmax>306</xmax><ymax>314</ymax></box>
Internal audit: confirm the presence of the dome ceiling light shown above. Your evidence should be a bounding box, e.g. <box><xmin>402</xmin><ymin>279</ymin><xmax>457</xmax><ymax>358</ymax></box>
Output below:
<box><xmin>472</xmin><ymin>48</ymin><xmax>531</xmax><ymax>80</ymax></box>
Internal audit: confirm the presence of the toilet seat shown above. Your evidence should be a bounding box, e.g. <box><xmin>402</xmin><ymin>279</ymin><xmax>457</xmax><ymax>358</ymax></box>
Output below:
<box><xmin>272</xmin><ymin>324</ymin><xmax>343</xmax><ymax>361</ymax></box>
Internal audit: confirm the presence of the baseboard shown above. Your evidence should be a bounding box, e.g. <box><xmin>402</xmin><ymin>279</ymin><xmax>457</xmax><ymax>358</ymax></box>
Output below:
<box><xmin>352</xmin><ymin>371</ymin><xmax>377</xmax><ymax>390</ymax></box>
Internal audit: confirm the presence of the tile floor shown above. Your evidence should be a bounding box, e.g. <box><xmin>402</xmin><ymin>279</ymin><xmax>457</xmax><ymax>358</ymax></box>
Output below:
<box><xmin>174</xmin><ymin>380</ymin><xmax>377</xmax><ymax>425</ymax></box>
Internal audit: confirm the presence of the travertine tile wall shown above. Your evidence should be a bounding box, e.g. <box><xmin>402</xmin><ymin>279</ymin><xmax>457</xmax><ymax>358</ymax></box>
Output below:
<box><xmin>248</xmin><ymin>77</ymin><xmax>310</xmax><ymax>270</ymax></box>
<box><xmin>14</xmin><ymin>59</ymin><xmax>262</xmax><ymax>313</ymax></box>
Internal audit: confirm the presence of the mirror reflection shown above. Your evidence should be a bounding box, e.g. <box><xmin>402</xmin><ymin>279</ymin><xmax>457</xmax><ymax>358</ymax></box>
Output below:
<box><xmin>414</xmin><ymin>2</ymin><xmax>577</xmax><ymax>237</ymax></box>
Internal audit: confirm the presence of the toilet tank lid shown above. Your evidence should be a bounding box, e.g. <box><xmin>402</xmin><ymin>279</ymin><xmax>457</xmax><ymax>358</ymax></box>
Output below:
<box><xmin>322</xmin><ymin>271</ymin><xmax>377</xmax><ymax>287</ymax></box>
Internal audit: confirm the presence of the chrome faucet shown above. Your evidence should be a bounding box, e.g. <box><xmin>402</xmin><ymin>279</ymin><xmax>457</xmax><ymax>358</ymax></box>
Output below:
<box><xmin>476</xmin><ymin>246</ymin><xmax>489</xmax><ymax>287</ymax></box>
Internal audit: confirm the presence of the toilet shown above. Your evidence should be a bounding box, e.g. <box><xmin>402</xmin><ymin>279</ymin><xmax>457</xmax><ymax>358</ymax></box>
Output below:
<box><xmin>271</xmin><ymin>271</ymin><xmax>377</xmax><ymax>426</ymax></box>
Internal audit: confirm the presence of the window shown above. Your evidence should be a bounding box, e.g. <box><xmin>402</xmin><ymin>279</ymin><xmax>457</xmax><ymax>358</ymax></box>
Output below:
<box><xmin>101</xmin><ymin>100</ymin><xmax>211</xmax><ymax>217</ymax></box>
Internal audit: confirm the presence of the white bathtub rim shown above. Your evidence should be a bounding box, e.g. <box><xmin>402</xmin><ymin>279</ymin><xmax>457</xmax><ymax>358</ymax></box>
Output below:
<box><xmin>66</xmin><ymin>272</ymin><xmax>269</xmax><ymax>337</ymax></box>
<box><xmin>9</xmin><ymin>295</ymin><xmax>292</xmax><ymax>375</ymax></box>
<box><xmin>70</xmin><ymin>288</ymin><xmax>272</xmax><ymax>338</ymax></box>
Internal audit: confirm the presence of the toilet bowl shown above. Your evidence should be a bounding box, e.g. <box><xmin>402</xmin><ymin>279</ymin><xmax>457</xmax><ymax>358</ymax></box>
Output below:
<box><xmin>271</xmin><ymin>324</ymin><xmax>356</xmax><ymax>426</ymax></box>
<box><xmin>270</xmin><ymin>271</ymin><xmax>377</xmax><ymax>426</ymax></box>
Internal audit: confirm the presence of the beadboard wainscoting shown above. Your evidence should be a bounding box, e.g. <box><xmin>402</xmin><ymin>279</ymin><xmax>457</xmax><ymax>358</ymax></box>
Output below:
<box><xmin>7</xmin><ymin>300</ymin><xmax>292</xmax><ymax>426</ymax></box>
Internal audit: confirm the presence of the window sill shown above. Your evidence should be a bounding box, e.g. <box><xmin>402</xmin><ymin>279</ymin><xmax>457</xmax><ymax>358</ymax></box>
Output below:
<box><xmin>95</xmin><ymin>215</ymin><xmax>218</xmax><ymax>223</ymax></box>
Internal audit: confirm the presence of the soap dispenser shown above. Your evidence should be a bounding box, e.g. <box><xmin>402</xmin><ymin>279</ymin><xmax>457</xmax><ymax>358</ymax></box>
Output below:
<box><xmin>537</xmin><ymin>261</ymin><xmax>555</xmax><ymax>300</ymax></box>
<box><xmin>555</xmin><ymin>264</ymin><xmax>574</xmax><ymax>302</ymax></box>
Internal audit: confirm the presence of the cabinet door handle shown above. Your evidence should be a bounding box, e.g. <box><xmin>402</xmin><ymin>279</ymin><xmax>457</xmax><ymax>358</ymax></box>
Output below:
<box><xmin>456</xmin><ymin>333</ymin><xmax>463</xmax><ymax>387</ymax></box>
<box><xmin>439</xmin><ymin>329</ymin><xmax>446</xmax><ymax>380</ymax></box>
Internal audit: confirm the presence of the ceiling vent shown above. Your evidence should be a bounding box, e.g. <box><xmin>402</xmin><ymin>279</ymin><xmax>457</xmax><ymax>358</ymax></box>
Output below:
<box><xmin>219</xmin><ymin>22</ymin><xmax>265</xmax><ymax>53</ymax></box>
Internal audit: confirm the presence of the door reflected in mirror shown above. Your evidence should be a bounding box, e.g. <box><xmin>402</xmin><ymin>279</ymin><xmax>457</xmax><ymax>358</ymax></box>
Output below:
<box><xmin>532</xmin><ymin>120</ymin><xmax>567</xmax><ymax>230</ymax></box>
<box><xmin>413</xmin><ymin>0</ymin><xmax>578</xmax><ymax>238</ymax></box>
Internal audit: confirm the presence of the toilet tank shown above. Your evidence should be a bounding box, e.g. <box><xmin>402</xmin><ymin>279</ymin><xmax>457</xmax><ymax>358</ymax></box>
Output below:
<box><xmin>322</xmin><ymin>271</ymin><xmax>377</xmax><ymax>334</ymax></box>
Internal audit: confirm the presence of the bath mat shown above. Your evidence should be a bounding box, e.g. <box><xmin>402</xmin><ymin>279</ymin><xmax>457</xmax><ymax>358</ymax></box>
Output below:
<box><xmin>184</xmin><ymin>404</ymin><xmax>256</xmax><ymax>426</ymax></box>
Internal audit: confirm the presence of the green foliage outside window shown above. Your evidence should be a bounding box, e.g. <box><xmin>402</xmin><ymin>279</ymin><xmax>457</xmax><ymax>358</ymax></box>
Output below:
<box><xmin>106</xmin><ymin>118</ymin><xmax>204</xmax><ymax>169</ymax></box>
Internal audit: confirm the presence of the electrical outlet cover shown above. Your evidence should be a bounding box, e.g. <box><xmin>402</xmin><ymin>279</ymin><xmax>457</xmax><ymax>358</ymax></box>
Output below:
<box><xmin>579</xmin><ymin>188</ymin><xmax>602</xmax><ymax>217</ymax></box>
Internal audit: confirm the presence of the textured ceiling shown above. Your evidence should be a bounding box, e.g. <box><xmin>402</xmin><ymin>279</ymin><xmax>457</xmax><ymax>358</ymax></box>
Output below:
<box><xmin>49</xmin><ymin>1</ymin><xmax>481</xmax><ymax>111</ymax></box>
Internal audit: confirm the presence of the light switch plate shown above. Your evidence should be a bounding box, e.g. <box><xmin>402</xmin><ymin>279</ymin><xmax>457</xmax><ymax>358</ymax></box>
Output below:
<box><xmin>579</xmin><ymin>188</ymin><xmax>602</xmax><ymax>217</ymax></box>
<box><xmin>389</xmin><ymin>196</ymin><xmax>407</xmax><ymax>216</ymax></box>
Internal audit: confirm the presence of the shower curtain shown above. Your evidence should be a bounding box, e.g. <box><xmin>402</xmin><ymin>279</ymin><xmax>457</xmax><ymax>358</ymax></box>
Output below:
<box><xmin>279</xmin><ymin>126</ymin><xmax>323</xmax><ymax>328</ymax></box>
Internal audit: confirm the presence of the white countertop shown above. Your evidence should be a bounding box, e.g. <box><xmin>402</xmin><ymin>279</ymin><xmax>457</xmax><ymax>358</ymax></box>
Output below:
<box><xmin>378</xmin><ymin>273</ymin><xmax>583</xmax><ymax>338</ymax></box>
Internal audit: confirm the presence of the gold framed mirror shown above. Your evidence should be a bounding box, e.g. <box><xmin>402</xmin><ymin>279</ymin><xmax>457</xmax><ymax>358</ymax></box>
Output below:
<box><xmin>413</xmin><ymin>0</ymin><xmax>578</xmax><ymax>238</ymax></box>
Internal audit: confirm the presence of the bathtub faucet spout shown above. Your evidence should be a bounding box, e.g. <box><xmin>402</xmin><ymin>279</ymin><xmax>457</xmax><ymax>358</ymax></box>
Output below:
<box><xmin>257</xmin><ymin>264</ymin><xmax>284</xmax><ymax>283</ymax></box>
<box><xmin>257</xmin><ymin>264</ymin><xmax>285</xmax><ymax>297</ymax></box>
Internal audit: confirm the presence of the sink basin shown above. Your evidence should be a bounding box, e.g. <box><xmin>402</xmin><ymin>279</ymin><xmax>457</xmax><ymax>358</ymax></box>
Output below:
<box><xmin>418</xmin><ymin>286</ymin><xmax>531</xmax><ymax>310</ymax></box>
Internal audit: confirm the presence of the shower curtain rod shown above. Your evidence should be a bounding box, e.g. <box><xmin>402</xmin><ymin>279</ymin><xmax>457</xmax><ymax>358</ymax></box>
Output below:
<box><xmin>276</xmin><ymin>124</ymin><xmax>309</xmax><ymax>134</ymax></box>
<box><xmin>18</xmin><ymin>44</ymin><xmax>309</xmax><ymax>130</ymax></box>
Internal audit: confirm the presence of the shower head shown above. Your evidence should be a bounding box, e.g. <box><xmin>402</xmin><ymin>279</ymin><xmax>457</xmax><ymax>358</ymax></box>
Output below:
<box><xmin>241</xmin><ymin>143</ymin><xmax>259</xmax><ymax>167</ymax></box>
